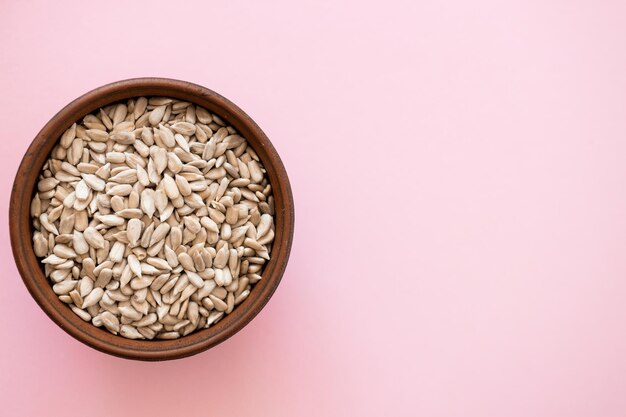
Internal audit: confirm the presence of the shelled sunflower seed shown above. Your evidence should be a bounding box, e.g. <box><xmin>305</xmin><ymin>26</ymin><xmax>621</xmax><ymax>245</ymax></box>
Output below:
<box><xmin>31</xmin><ymin>97</ymin><xmax>275</xmax><ymax>339</ymax></box>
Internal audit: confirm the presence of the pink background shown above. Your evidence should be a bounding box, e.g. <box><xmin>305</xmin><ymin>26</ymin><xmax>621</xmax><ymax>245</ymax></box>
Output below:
<box><xmin>2</xmin><ymin>0</ymin><xmax>626</xmax><ymax>415</ymax></box>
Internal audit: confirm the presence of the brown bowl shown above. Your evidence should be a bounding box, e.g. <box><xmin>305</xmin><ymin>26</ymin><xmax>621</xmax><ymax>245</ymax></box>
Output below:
<box><xmin>9</xmin><ymin>78</ymin><xmax>294</xmax><ymax>361</ymax></box>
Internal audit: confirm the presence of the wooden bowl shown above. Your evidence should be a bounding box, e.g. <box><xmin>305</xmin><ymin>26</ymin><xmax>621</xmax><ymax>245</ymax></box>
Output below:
<box><xmin>9</xmin><ymin>78</ymin><xmax>294</xmax><ymax>361</ymax></box>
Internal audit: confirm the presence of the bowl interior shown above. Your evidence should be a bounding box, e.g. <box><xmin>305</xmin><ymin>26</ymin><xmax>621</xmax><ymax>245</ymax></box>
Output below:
<box><xmin>10</xmin><ymin>78</ymin><xmax>294</xmax><ymax>360</ymax></box>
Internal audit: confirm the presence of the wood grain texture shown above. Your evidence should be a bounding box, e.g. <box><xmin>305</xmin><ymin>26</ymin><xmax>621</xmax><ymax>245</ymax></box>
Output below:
<box><xmin>10</xmin><ymin>78</ymin><xmax>294</xmax><ymax>361</ymax></box>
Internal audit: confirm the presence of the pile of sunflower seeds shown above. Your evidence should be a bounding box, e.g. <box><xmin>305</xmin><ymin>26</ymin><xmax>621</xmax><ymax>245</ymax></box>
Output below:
<box><xmin>30</xmin><ymin>97</ymin><xmax>275</xmax><ymax>340</ymax></box>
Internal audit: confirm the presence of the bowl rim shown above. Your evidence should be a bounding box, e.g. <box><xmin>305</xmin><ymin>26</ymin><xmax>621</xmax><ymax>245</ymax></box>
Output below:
<box><xmin>9</xmin><ymin>77</ymin><xmax>294</xmax><ymax>361</ymax></box>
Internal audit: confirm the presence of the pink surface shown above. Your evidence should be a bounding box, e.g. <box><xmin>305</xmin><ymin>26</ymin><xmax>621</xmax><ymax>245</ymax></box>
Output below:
<box><xmin>2</xmin><ymin>0</ymin><xmax>626</xmax><ymax>415</ymax></box>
